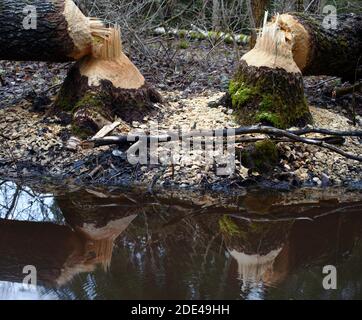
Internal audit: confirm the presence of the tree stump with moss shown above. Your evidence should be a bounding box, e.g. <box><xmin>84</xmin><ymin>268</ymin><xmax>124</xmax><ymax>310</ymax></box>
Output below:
<box><xmin>52</xmin><ymin>13</ymin><xmax>162</xmax><ymax>138</ymax></box>
<box><xmin>238</xmin><ymin>139</ymin><xmax>279</xmax><ymax>173</ymax></box>
<box><xmin>55</xmin><ymin>49</ymin><xmax>162</xmax><ymax>138</ymax></box>
<box><xmin>0</xmin><ymin>0</ymin><xmax>162</xmax><ymax>138</ymax></box>
<box><xmin>228</xmin><ymin>16</ymin><xmax>312</xmax><ymax>129</ymax></box>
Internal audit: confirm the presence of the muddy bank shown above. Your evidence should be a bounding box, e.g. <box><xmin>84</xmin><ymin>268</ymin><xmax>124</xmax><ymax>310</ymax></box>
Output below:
<box><xmin>0</xmin><ymin>87</ymin><xmax>361</xmax><ymax>192</ymax></box>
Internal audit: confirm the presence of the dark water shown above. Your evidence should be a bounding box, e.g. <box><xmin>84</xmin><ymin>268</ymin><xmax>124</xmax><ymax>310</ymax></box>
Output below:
<box><xmin>0</xmin><ymin>180</ymin><xmax>362</xmax><ymax>300</ymax></box>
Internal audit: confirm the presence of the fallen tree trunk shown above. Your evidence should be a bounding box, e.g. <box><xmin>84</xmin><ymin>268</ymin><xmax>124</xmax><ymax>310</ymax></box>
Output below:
<box><xmin>274</xmin><ymin>13</ymin><xmax>362</xmax><ymax>81</ymax></box>
<box><xmin>153</xmin><ymin>26</ymin><xmax>250</xmax><ymax>45</ymax></box>
<box><xmin>0</xmin><ymin>0</ymin><xmax>106</xmax><ymax>62</ymax></box>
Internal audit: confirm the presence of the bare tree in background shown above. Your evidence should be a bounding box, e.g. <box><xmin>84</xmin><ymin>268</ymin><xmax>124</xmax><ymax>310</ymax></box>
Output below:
<box><xmin>246</xmin><ymin>0</ymin><xmax>270</xmax><ymax>49</ymax></box>
<box><xmin>212</xmin><ymin>0</ymin><xmax>222</xmax><ymax>31</ymax></box>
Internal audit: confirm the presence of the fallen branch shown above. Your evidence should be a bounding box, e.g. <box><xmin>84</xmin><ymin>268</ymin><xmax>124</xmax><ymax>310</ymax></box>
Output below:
<box><xmin>83</xmin><ymin>125</ymin><xmax>362</xmax><ymax>162</ymax></box>
<box><xmin>333</xmin><ymin>82</ymin><xmax>362</xmax><ymax>98</ymax></box>
<box><xmin>235</xmin><ymin>136</ymin><xmax>345</xmax><ymax>145</ymax></box>
<box><xmin>153</xmin><ymin>26</ymin><xmax>250</xmax><ymax>45</ymax></box>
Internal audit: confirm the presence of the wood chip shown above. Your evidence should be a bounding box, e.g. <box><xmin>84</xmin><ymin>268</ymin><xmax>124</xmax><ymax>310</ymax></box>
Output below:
<box><xmin>92</xmin><ymin>121</ymin><xmax>122</xmax><ymax>140</ymax></box>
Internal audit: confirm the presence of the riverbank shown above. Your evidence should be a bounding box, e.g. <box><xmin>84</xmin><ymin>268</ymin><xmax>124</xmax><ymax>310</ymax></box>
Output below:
<box><xmin>0</xmin><ymin>87</ymin><xmax>361</xmax><ymax>191</ymax></box>
<box><xmin>1</xmin><ymin>37</ymin><xmax>361</xmax><ymax>192</ymax></box>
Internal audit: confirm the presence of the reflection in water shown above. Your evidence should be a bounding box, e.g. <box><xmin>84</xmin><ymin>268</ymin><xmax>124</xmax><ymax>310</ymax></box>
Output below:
<box><xmin>0</xmin><ymin>180</ymin><xmax>361</xmax><ymax>300</ymax></box>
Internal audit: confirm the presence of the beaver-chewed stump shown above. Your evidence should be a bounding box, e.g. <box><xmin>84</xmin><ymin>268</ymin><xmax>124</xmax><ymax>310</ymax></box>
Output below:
<box><xmin>55</xmin><ymin>54</ymin><xmax>162</xmax><ymax>138</ymax></box>
<box><xmin>54</xmin><ymin>23</ymin><xmax>162</xmax><ymax>138</ymax></box>
<box><xmin>228</xmin><ymin>15</ymin><xmax>312</xmax><ymax>129</ymax></box>
<box><xmin>0</xmin><ymin>0</ymin><xmax>162</xmax><ymax>138</ymax></box>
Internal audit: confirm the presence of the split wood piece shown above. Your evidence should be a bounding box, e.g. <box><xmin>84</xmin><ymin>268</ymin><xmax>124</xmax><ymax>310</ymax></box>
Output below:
<box><xmin>247</xmin><ymin>0</ymin><xmax>271</xmax><ymax>48</ymax></box>
<box><xmin>91</xmin><ymin>121</ymin><xmax>122</xmax><ymax>140</ymax></box>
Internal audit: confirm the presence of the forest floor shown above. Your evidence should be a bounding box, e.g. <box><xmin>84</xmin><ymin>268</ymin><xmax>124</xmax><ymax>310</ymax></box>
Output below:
<box><xmin>0</xmin><ymin>40</ymin><xmax>361</xmax><ymax>191</ymax></box>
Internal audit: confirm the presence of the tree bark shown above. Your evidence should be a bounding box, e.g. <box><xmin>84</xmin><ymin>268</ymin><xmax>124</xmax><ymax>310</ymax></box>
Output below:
<box><xmin>275</xmin><ymin>13</ymin><xmax>362</xmax><ymax>81</ymax></box>
<box><xmin>212</xmin><ymin>0</ymin><xmax>221</xmax><ymax>31</ymax></box>
<box><xmin>0</xmin><ymin>0</ymin><xmax>98</xmax><ymax>62</ymax></box>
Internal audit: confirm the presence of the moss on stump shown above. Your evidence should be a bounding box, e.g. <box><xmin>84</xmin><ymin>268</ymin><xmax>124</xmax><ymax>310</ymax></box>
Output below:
<box><xmin>229</xmin><ymin>61</ymin><xmax>312</xmax><ymax>129</ymax></box>
<box><xmin>239</xmin><ymin>139</ymin><xmax>280</xmax><ymax>173</ymax></box>
<box><xmin>54</xmin><ymin>57</ymin><xmax>162</xmax><ymax>138</ymax></box>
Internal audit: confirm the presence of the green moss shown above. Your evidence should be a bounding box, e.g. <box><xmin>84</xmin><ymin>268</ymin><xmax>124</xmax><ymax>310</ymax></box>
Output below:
<box><xmin>178</xmin><ymin>30</ymin><xmax>187</xmax><ymax>39</ymax></box>
<box><xmin>70</xmin><ymin>92</ymin><xmax>110</xmax><ymax>139</ymax></box>
<box><xmin>189</xmin><ymin>31</ymin><xmax>199</xmax><ymax>40</ymax></box>
<box><xmin>73</xmin><ymin>92</ymin><xmax>104</xmax><ymax>113</ymax></box>
<box><xmin>228</xmin><ymin>77</ymin><xmax>311</xmax><ymax>129</ymax></box>
<box><xmin>224</xmin><ymin>34</ymin><xmax>234</xmax><ymax>44</ymax></box>
<box><xmin>255</xmin><ymin>112</ymin><xmax>283</xmax><ymax>129</ymax></box>
<box><xmin>255</xmin><ymin>140</ymin><xmax>278</xmax><ymax>160</ymax></box>
<box><xmin>55</xmin><ymin>91</ymin><xmax>73</xmax><ymax>111</ymax></box>
<box><xmin>219</xmin><ymin>215</ymin><xmax>244</xmax><ymax>238</ymax></box>
<box><xmin>178</xmin><ymin>40</ymin><xmax>190</xmax><ymax>49</ymax></box>
<box><xmin>240</xmin><ymin>139</ymin><xmax>279</xmax><ymax>173</ymax></box>
<box><xmin>231</xmin><ymin>87</ymin><xmax>257</xmax><ymax>109</ymax></box>
<box><xmin>71</xmin><ymin>124</ymin><xmax>94</xmax><ymax>140</ymax></box>
<box><xmin>197</xmin><ymin>33</ymin><xmax>207</xmax><ymax>40</ymax></box>
<box><xmin>228</xmin><ymin>80</ymin><xmax>239</xmax><ymax>96</ymax></box>
<box><xmin>259</xmin><ymin>94</ymin><xmax>274</xmax><ymax>111</ymax></box>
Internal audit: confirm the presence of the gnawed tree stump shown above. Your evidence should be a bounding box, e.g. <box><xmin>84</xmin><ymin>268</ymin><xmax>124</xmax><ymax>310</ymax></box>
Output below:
<box><xmin>228</xmin><ymin>15</ymin><xmax>312</xmax><ymax>129</ymax></box>
<box><xmin>55</xmin><ymin>33</ymin><xmax>162</xmax><ymax>138</ymax></box>
<box><xmin>0</xmin><ymin>0</ymin><xmax>162</xmax><ymax>138</ymax></box>
<box><xmin>44</xmin><ymin>9</ymin><xmax>162</xmax><ymax>138</ymax></box>
<box><xmin>275</xmin><ymin>13</ymin><xmax>362</xmax><ymax>81</ymax></box>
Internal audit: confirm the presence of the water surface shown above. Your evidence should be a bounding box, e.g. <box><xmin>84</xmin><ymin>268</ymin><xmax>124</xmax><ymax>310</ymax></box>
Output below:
<box><xmin>0</xmin><ymin>180</ymin><xmax>361</xmax><ymax>300</ymax></box>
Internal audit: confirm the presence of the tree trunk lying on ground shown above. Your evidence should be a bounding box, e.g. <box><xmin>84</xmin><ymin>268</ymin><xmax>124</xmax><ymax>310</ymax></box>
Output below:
<box><xmin>274</xmin><ymin>13</ymin><xmax>362</xmax><ymax>81</ymax></box>
<box><xmin>0</xmin><ymin>0</ymin><xmax>106</xmax><ymax>61</ymax></box>
<box><xmin>0</xmin><ymin>0</ymin><xmax>162</xmax><ymax>138</ymax></box>
<box><xmin>153</xmin><ymin>26</ymin><xmax>250</xmax><ymax>45</ymax></box>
